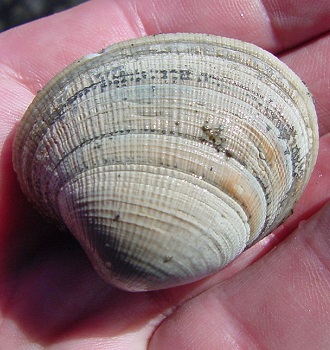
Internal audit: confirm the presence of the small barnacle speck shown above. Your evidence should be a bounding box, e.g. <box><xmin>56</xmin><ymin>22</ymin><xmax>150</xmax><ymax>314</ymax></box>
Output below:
<box><xmin>163</xmin><ymin>255</ymin><xmax>173</xmax><ymax>263</ymax></box>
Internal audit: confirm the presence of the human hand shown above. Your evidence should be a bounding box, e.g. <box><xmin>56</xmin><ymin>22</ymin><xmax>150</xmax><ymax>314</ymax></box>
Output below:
<box><xmin>0</xmin><ymin>0</ymin><xmax>330</xmax><ymax>348</ymax></box>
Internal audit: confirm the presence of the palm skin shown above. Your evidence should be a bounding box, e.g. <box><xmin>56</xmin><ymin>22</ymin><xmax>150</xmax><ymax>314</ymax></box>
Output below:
<box><xmin>0</xmin><ymin>0</ymin><xmax>330</xmax><ymax>349</ymax></box>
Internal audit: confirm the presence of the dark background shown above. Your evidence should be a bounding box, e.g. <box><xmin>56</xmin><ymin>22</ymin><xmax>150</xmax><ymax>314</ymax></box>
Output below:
<box><xmin>0</xmin><ymin>0</ymin><xmax>87</xmax><ymax>32</ymax></box>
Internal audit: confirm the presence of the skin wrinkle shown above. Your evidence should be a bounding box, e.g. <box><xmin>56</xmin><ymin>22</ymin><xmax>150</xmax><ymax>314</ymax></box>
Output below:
<box><xmin>115</xmin><ymin>0</ymin><xmax>147</xmax><ymax>38</ymax></box>
<box><xmin>0</xmin><ymin>68</ymin><xmax>36</xmax><ymax>129</ymax></box>
<box><xmin>260</xmin><ymin>0</ymin><xmax>330</xmax><ymax>51</ymax></box>
<box><xmin>218</xmin><ymin>304</ymin><xmax>263</xmax><ymax>350</ymax></box>
<box><xmin>218</xmin><ymin>283</ymin><xmax>268</xmax><ymax>349</ymax></box>
<box><xmin>299</xmin><ymin>210</ymin><xmax>330</xmax><ymax>281</ymax></box>
<box><xmin>201</xmin><ymin>292</ymin><xmax>264</xmax><ymax>350</ymax></box>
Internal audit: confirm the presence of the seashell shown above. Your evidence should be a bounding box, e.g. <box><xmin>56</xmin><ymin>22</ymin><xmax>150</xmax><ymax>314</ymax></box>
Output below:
<box><xmin>13</xmin><ymin>33</ymin><xmax>318</xmax><ymax>291</ymax></box>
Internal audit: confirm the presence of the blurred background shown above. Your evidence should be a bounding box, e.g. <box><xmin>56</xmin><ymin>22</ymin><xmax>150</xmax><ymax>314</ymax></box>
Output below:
<box><xmin>0</xmin><ymin>0</ymin><xmax>87</xmax><ymax>32</ymax></box>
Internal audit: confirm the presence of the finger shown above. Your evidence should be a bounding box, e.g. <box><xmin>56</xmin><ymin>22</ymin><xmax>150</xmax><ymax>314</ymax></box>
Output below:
<box><xmin>133</xmin><ymin>0</ymin><xmax>330</xmax><ymax>51</ymax></box>
<box><xmin>149</xmin><ymin>200</ymin><xmax>330</xmax><ymax>350</ymax></box>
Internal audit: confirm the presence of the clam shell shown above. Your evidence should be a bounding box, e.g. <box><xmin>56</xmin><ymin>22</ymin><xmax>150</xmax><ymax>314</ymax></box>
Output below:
<box><xmin>13</xmin><ymin>33</ymin><xmax>318</xmax><ymax>291</ymax></box>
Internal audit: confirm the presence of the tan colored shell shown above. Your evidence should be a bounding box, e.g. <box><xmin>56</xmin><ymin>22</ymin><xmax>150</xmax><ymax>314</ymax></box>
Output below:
<box><xmin>13</xmin><ymin>33</ymin><xmax>318</xmax><ymax>291</ymax></box>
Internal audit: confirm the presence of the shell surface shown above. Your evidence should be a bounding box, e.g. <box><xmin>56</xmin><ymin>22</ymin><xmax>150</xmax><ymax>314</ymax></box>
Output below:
<box><xmin>13</xmin><ymin>33</ymin><xmax>318</xmax><ymax>291</ymax></box>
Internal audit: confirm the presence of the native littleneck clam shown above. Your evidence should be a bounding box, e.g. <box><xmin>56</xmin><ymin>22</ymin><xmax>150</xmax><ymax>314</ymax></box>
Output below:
<box><xmin>13</xmin><ymin>33</ymin><xmax>318</xmax><ymax>291</ymax></box>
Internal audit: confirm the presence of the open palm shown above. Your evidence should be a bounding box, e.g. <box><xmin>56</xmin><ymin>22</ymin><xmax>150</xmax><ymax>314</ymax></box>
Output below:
<box><xmin>0</xmin><ymin>0</ymin><xmax>330</xmax><ymax>348</ymax></box>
